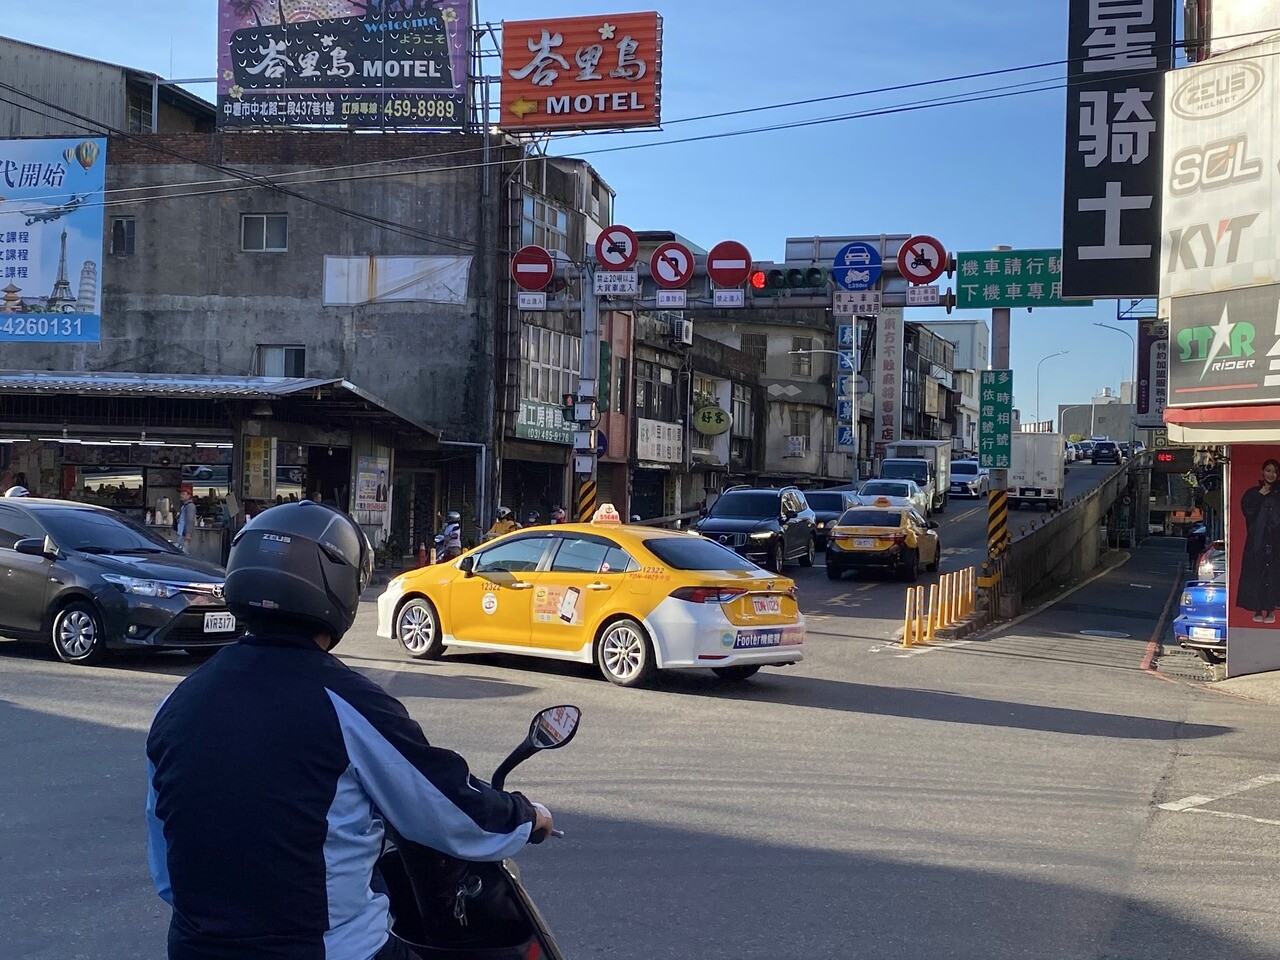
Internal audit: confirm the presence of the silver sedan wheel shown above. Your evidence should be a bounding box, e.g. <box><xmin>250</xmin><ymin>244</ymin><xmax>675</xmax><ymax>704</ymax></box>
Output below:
<box><xmin>598</xmin><ymin>619</ymin><xmax>653</xmax><ymax>687</ymax></box>
<box><xmin>59</xmin><ymin>609</ymin><xmax>97</xmax><ymax>657</ymax></box>
<box><xmin>396</xmin><ymin>599</ymin><xmax>443</xmax><ymax>660</ymax></box>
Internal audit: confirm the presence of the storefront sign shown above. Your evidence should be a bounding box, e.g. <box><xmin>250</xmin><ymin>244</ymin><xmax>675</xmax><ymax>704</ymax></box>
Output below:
<box><xmin>354</xmin><ymin>455</ymin><xmax>390</xmax><ymax>526</ymax></box>
<box><xmin>500</xmin><ymin>12</ymin><xmax>663</xmax><ymax>131</ymax></box>
<box><xmin>1226</xmin><ymin>446</ymin><xmax>1280</xmax><ymax>677</ymax></box>
<box><xmin>217</xmin><ymin>0</ymin><xmax>470</xmax><ymax>128</ymax></box>
<box><xmin>242</xmin><ymin>436</ymin><xmax>277</xmax><ymax>500</ymax></box>
<box><xmin>692</xmin><ymin>405</ymin><xmax>732</xmax><ymax>436</ymax></box>
<box><xmin>1061</xmin><ymin>0</ymin><xmax>1173</xmax><ymax>298</ymax></box>
<box><xmin>955</xmin><ymin>250</ymin><xmax>1090</xmax><ymax>309</ymax></box>
<box><xmin>1161</xmin><ymin>38</ymin><xmax>1279</xmax><ymax>301</ymax></box>
<box><xmin>873</xmin><ymin>307</ymin><xmax>903</xmax><ymax>455</ymax></box>
<box><xmin>979</xmin><ymin>370</ymin><xmax>1014</xmax><ymax>468</ymax></box>
<box><xmin>516</xmin><ymin>399</ymin><xmax>573</xmax><ymax>444</ymax></box>
<box><xmin>1135</xmin><ymin>319</ymin><xmax>1168</xmax><ymax>427</ymax></box>
<box><xmin>637</xmin><ymin>418</ymin><xmax>682</xmax><ymax>463</ymax></box>
<box><xmin>0</xmin><ymin>137</ymin><xmax>105</xmax><ymax>343</ymax></box>
<box><xmin>1168</xmin><ymin>283</ymin><xmax>1280</xmax><ymax>407</ymax></box>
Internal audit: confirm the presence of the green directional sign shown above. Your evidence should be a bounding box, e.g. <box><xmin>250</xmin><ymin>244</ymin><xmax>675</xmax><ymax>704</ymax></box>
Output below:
<box><xmin>979</xmin><ymin>369</ymin><xmax>1014</xmax><ymax>469</ymax></box>
<box><xmin>956</xmin><ymin>249</ymin><xmax>1092</xmax><ymax>309</ymax></box>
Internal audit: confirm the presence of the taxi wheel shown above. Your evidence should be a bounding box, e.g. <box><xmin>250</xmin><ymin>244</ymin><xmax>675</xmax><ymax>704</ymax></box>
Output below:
<box><xmin>927</xmin><ymin>542</ymin><xmax>942</xmax><ymax>572</ymax></box>
<box><xmin>799</xmin><ymin>537</ymin><xmax>815</xmax><ymax>567</ymax></box>
<box><xmin>826</xmin><ymin>563</ymin><xmax>843</xmax><ymax>581</ymax></box>
<box><xmin>396</xmin><ymin>598</ymin><xmax>444</xmax><ymax>660</ymax></box>
<box><xmin>901</xmin><ymin>550</ymin><xmax>920</xmax><ymax>582</ymax></box>
<box><xmin>596</xmin><ymin>618</ymin><xmax>655</xmax><ymax>687</ymax></box>
<box><xmin>712</xmin><ymin>665</ymin><xmax>761</xmax><ymax>682</ymax></box>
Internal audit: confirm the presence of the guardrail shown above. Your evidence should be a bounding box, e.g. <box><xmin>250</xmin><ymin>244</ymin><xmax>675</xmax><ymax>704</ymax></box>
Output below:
<box><xmin>902</xmin><ymin>566</ymin><xmax>978</xmax><ymax>647</ymax></box>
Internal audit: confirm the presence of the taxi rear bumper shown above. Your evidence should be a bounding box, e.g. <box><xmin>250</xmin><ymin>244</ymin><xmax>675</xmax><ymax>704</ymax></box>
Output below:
<box><xmin>643</xmin><ymin>596</ymin><xmax>805</xmax><ymax>670</ymax></box>
<box><xmin>827</xmin><ymin>539</ymin><xmax>908</xmax><ymax>571</ymax></box>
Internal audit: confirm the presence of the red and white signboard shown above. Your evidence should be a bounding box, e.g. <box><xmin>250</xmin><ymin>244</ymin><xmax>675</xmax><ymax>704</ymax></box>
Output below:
<box><xmin>897</xmin><ymin>235</ymin><xmax>947</xmax><ymax>285</ymax></box>
<box><xmin>594</xmin><ymin>225</ymin><xmax>639</xmax><ymax>270</ymax></box>
<box><xmin>706</xmin><ymin>240</ymin><xmax>752</xmax><ymax>287</ymax></box>
<box><xmin>650</xmin><ymin>241</ymin><xmax>694</xmax><ymax>289</ymax></box>
<box><xmin>511</xmin><ymin>245</ymin><xmax>555</xmax><ymax>291</ymax></box>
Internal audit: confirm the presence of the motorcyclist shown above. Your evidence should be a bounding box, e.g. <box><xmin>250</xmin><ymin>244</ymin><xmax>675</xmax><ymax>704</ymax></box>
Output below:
<box><xmin>144</xmin><ymin>501</ymin><xmax>553</xmax><ymax>960</ymax></box>
<box><xmin>1186</xmin><ymin>521</ymin><xmax>1208</xmax><ymax>574</ymax></box>
<box><xmin>4</xmin><ymin>485</ymin><xmax>30</xmax><ymax>497</ymax></box>
<box><xmin>486</xmin><ymin>506</ymin><xmax>520</xmax><ymax>539</ymax></box>
<box><xmin>524</xmin><ymin>510</ymin><xmax>541</xmax><ymax>527</ymax></box>
<box><xmin>436</xmin><ymin>510</ymin><xmax>463</xmax><ymax>561</ymax></box>
<box><xmin>549</xmin><ymin>506</ymin><xmax>568</xmax><ymax>524</ymax></box>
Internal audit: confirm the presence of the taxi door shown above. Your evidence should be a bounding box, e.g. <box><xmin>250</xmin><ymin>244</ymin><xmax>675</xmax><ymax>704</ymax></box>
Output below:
<box><xmin>446</xmin><ymin>535</ymin><xmax>555</xmax><ymax>647</ymax></box>
<box><xmin>526</xmin><ymin>534</ymin><xmax>634</xmax><ymax>653</ymax></box>
<box><xmin>907</xmin><ymin>511</ymin><xmax>939</xmax><ymax>566</ymax></box>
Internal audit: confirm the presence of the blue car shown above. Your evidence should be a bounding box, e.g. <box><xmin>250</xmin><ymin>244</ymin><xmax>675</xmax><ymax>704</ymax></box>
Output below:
<box><xmin>1174</xmin><ymin>579</ymin><xmax>1226</xmax><ymax>664</ymax></box>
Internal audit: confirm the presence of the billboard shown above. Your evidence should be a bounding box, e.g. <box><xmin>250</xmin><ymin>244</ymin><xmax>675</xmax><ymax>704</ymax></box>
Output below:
<box><xmin>1168</xmin><ymin>283</ymin><xmax>1280</xmax><ymax>408</ymax></box>
<box><xmin>873</xmin><ymin>307</ymin><xmax>904</xmax><ymax>455</ymax></box>
<box><xmin>1061</xmin><ymin>0</ymin><xmax>1173</xmax><ymax>299</ymax></box>
<box><xmin>1135</xmin><ymin>319</ymin><xmax>1168</xmax><ymax>427</ymax></box>
<box><xmin>1160</xmin><ymin>38</ymin><xmax>1279</xmax><ymax>301</ymax></box>
<box><xmin>1211</xmin><ymin>0</ymin><xmax>1280</xmax><ymax>55</ymax></box>
<box><xmin>1226</xmin><ymin>446</ymin><xmax>1280</xmax><ymax>677</ymax></box>
<box><xmin>217</xmin><ymin>0</ymin><xmax>469</xmax><ymax>128</ymax></box>
<box><xmin>0</xmin><ymin>137</ymin><xmax>105</xmax><ymax>344</ymax></box>
<box><xmin>500</xmin><ymin>12</ymin><xmax>662</xmax><ymax>131</ymax></box>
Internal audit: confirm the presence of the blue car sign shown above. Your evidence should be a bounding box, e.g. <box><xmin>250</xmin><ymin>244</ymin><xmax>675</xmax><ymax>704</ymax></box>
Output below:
<box><xmin>833</xmin><ymin>242</ymin><xmax>882</xmax><ymax>291</ymax></box>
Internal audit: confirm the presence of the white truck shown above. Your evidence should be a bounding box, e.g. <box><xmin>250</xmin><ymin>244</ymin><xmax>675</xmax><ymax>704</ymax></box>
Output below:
<box><xmin>880</xmin><ymin>440</ymin><xmax>953</xmax><ymax>514</ymax></box>
<box><xmin>1008</xmin><ymin>432</ymin><xmax>1066</xmax><ymax>510</ymax></box>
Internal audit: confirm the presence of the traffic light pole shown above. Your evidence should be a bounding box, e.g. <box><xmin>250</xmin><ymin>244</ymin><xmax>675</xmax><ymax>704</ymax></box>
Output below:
<box><xmin>988</xmin><ymin>245</ymin><xmax>1012</xmax><ymax>560</ymax></box>
<box><xmin>575</xmin><ymin>263</ymin><xmax>601</xmax><ymax>521</ymax></box>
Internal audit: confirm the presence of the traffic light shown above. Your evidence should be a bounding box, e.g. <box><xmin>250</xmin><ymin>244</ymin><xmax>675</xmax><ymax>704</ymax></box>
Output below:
<box><xmin>749</xmin><ymin>263</ymin><xmax>830</xmax><ymax>297</ymax></box>
<box><xmin>598</xmin><ymin>343</ymin><xmax>612</xmax><ymax>414</ymax></box>
<box><xmin>562</xmin><ymin>393</ymin><xmax>578</xmax><ymax>422</ymax></box>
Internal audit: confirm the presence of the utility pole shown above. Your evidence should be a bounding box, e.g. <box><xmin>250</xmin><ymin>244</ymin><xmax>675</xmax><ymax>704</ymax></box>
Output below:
<box><xmin>574</xmin><ymin>263</ymin><xmax>601</xmax><ymax>521</ymax></box>
<box><xmin>987</xmin><ymin>245</ymin><xmax>1011</xmax><ymax>559</ymax></box>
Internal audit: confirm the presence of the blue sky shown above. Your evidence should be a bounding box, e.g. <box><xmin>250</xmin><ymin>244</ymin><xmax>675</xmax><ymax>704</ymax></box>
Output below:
<box><xmin>6</xmin><ymin>0</ymin><xmax>1139</xmax><ymax>421</ymax></box>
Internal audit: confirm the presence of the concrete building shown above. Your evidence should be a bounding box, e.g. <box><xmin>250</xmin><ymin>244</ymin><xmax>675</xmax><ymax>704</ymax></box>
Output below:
<box><xmin>1058</xmin><ymin>387</ymin><xmax>1135</xmax><ymax>441</ymax></box>
<box><xmin>919</xmin><ymin>319</ymin><xmax>990</xmax><ymax>457</ymax></box>
<box><xmin>901</xmin><ymin>324</ymin><xmax>957</xmax><ymax>448</ymax></box>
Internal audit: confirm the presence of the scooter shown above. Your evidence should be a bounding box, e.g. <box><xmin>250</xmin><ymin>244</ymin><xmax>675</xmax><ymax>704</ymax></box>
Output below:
<box><xmin>377</xmin><ymin>705</ymin><xmax>581</xmax><ymax>959</ymax></box>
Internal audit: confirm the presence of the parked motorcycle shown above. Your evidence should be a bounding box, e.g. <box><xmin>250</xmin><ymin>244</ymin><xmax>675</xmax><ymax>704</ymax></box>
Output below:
<box><xmin>377</xmin><ymin>705</ymin><xmax>580</xmax><ymax>958</ymax></box>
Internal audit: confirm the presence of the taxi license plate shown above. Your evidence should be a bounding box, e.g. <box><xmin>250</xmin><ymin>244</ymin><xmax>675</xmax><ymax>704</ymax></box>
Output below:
<box><xmin>752</xmin><ymin>595</ymin><xmax>782</xmax><ymax>616</ymax></box>
<box><xmin>854</xmin><ymin>538</ymin><xmax>876</xmax><ymax>548</ymax></box>
<box><xmin>204</xmin><ymin>612</ymin><xmax>237</xmax><ymax>633</ymax></box>
<box><xmin>1190</xmin><ymin>627</ymin><xmax>1218</xmax><ymax>641</ymax></box>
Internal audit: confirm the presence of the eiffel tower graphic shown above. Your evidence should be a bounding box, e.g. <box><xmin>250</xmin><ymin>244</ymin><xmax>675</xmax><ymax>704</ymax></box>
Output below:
<box><xmin>47</xmin><ymin>229</ymin><xmax>76</xmax><ymax>312</ymax></box>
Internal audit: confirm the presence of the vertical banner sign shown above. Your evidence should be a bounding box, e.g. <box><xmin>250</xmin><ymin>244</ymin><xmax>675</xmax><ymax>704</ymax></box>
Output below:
<box><xmin>979</xmin><ymin>370</ymin><xmax>1014</xmax><ymax>468</ymax></box>
<box><xmin>836</xmin><ymin>322</ymin><xmax>856</xmax><ymax>452</ymax></box>
<box><xmin>217</xmin><ymin>0</ymin><xmax>470</xmax><ymax>128</ymax></box>
<box><xmin>1226</xmin><ymin>447</ymin><xmax>1280</xmax><ymax>678</ymax></box>
<box><xmin>0</xmin><ymin>137</ymin><xmax>105</xmax><ymax>344</ymax></box>
<box><xmin>873</xmin><ymin>308</ymin><xmax>903</xmax><ymax>456</ymax></box>
<box><xmin>1062</xmin><ymin>0</ymin><xmax>1173</xmax><ymax>298</ymax></box>
<box><xmin>1134</xmin><ymin>319</ymin><xmax>1168</xmax><ymax>428</ymax></box>
<box><xmin>354</xmin><ymin>455</ymin><xmax>391</xmax><ymax>527</ymax></box>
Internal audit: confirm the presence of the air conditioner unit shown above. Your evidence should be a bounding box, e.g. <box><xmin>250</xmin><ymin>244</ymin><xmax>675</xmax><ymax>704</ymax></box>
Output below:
<box><xmin>673</xmin><ymin>319</ymin><xmax>693</xmax><ymax>345</ymax></box>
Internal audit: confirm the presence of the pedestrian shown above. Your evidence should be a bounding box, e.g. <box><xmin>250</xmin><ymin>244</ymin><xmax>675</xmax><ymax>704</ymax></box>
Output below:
<box><xmin>176</xmin><ymin>484</ymin><xmax>198</xmax><ymax>553</ymax></box>
<box><xmin>1185</xmin><ymin>522</ymin><xmax>1207</xmax><ymax>576</ymax></box>
<box><xmin>1235</xmin><ymin>459</ymin><xmax>1280</xmax><ymax>623</ymax></box>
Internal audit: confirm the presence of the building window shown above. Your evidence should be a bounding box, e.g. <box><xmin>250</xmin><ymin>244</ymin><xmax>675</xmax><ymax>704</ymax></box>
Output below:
<box><xmin>520</xmin><ymin>324</ymin><xmax>579</xmax><ymax>403</ymax></box>
<box><xmin>110</xmin><ymin>218</ymin><xmax>135</xmax><ymax>256</ymax></box>
<box><xmin>789</xmin><ymin>408</ymin><xmax>811</xmax><ymax>453</ymax></box>
<box><xmin>740</xmin><ymin>333</ymin><xmax>767</xmax><ymax>365</ymax></box>
<box><xmin>634</xmin><ymin>360</ymin><xmax>677</xmax><ymax>422</ymax></box>
<box><xmin>731</xmin><ymin>382</ymin><xmax>751</xmax><ymax>438</ymax></box>
<box><xmin>127</xmin><ymin>93</ymin><xmax>153</xmax><ymax>133</ymax></box>
<box><xmin>258</xmin><ymin>345</ymin><xmax>306</xmax><ymax>378</ymax></box>
<box><xmin>791</xmin><ymin>336</ymin><xmax>813</xmax><ymax>377</ymax></box>
<box><xmin>242</xmin><ymin>214</ymin><xmax>288</xmax><ymax>252</ymax></box>
<box><xmin>521</xmin><ymin>195</ymin><xmax>569</xmax><ymax>253</ymax></box>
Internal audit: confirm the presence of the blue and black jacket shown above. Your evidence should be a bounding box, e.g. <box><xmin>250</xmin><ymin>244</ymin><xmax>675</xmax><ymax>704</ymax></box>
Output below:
<box><xmin>145</xmin><ymin>632</ymin><xmax>536</xmax><ymax>960</ymax></box>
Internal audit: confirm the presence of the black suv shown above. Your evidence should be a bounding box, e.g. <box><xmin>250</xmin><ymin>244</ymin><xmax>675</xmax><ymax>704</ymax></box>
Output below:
<box><xmin>1091</xmin><ymin>440</ymin><xmax>1122</xmax><ymax>465</ymax></box>
<box><xmin>0</xmin><ymin>499</ymin><xmax>241</xmax><ymax>665</ymax></box>
<box><xmin>692</xmin><ymin>486</ymin><xmax>817</xmax><ymax>572</ymax></box>
<box><xmin>802</xmin><ymin>489</ymin><xmax>862</xmax><ymax>550</ymax></box>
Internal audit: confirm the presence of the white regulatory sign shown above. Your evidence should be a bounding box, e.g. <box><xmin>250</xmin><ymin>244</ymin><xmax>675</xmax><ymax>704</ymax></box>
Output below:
<box><xmin>713</xmin><ymin>289</ymin><xmax>745</xmax><ymax>308</ymax></box>
<box><xmin>905</xmin><ymin>285</ymin><xmax>940</xmax><ymax>306</ymax></box>
<box><xmin>593</xmin><ymin>270</ymin><xmax>638</xmax><ymax>296</ymax></box>
<box><xmin>833</xmin><ymin>290</ymin><xmax>881</xmax><ymax>316</ymax></box>
<box><xmin>517</xmin><ymin>291</ymin><xmax>547</xmax><ymax>311</ymax></box>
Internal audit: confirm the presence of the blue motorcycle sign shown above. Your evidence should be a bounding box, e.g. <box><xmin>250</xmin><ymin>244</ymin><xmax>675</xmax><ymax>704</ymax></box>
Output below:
<box><xmin>832</xmin><ymin>242</ymin><xmax>882</xmax><ymax>291</ymax></box>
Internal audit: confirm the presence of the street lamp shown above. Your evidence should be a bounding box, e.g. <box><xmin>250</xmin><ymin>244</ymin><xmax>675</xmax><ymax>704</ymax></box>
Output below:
<box><xmin>1094</xmin><ymin>322</ymin><xmax>1136</xmax><ymax>448</ymax></box>
<box><xmin>1035</xmin><ymin>350</ymin><xmax>1069</xmax><ymax>427</ymax></box>
<box><xmin>790</xmin><ymin>347</ymin><xmax>858</xmax><ymax>482</ymax></box>
<box><xmin>1058</xmin><ymin>402</ymin><xmax>1096</xmax><ymax>439</ymax></box>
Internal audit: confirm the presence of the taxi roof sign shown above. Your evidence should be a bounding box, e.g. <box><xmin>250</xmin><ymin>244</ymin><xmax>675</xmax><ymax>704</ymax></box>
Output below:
<box><xmin>592</xmin><ymin>503</ymin><xmax>623</xmax><ymax>525</ymax></box>
<box><xmin>873</xmin><ymin>497</ymin><xmax>893</xmax><ymax>507</ymax></box>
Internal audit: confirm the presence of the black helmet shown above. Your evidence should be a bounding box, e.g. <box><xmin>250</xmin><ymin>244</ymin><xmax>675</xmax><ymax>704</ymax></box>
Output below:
<box><xmin>446</xmin><ymin>510</ymin><xmax>461</xmax><ymax>522</ymax></box>
<box><xmin>225</xmin><ymin>501</ymin><xmax>373</xmax><ymax>645</ymax></box>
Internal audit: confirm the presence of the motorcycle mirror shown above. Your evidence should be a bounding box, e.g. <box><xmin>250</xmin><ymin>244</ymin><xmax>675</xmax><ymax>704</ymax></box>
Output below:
<box><xmin>527</xmin><ymin>705</ymin><xmax>582</xmax><ymax>751</ymax></box>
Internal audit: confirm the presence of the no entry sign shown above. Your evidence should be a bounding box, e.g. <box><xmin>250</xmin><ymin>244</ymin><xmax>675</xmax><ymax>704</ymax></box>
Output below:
<box><xmin>594</xmin><ymin>224</ymin><xmax>639</xmax><ymax>270</ymax></box>
<box><xmin>650</xmin><ymin>241</ymin><xmax>694</xmax><ymax>289</ymax></box>
<box><xmin>511</xmin><ymin>245</ymin><xmax>555</xmax><ymax>291</ymax></box>
<box><xmin>897</xmin><ymin>235</ymin><xmax>947</xmax><ymax>285</ymax></box>
<box><xmin>706</xmin><ymin>240</ymin><xmax>752</xmax><ymax>287</ymax></box>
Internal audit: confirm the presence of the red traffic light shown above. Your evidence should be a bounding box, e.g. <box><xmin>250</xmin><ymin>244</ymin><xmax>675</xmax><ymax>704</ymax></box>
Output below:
<box><xmin>749</xmin><ymin>270</ymin><xmax>767</xmax><ymax>290</ymax></box>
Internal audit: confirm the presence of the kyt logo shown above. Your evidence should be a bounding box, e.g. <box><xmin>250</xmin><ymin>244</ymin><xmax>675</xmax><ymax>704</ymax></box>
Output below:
<box><xmin>1177</xmin><ymin>304</ymin><xmax>1255</xmax><ymax>381</ymax></box>
<box><xmin>1166</xmin><ymin>213</ymin><xmax>1258</xmax><ymax>272</ymax></box>
<box><xmin>1169</xmin><ymin>135</ymin><xmax>1263</xmax><ymax>196</ymax></box>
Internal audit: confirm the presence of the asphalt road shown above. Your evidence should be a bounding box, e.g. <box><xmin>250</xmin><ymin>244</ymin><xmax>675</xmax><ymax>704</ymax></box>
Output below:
<box><xmin>4</xmin><ymin>461</ymin><xmax>1280</xmax><ymax>959</ymax></box>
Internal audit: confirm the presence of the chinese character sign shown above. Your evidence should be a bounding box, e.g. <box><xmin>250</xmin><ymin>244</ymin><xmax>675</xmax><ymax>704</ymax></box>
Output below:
<box><xmin>515</xmin><ymin>399</ymin><xmax>574</xmax><ymax>444</ymax></box>
<box><xmin>1061</xmin><ymin>0</ymin><xmax>1174</xmax><ymax>299</ymax></box>
<box><xmin>0</xmin><ymin>138</ymin><xmax>104</xmax><ymax>344</ymax></box>
<box><xmin>354</xmin><ymin>455</ymin><xmax>391</xmax><ymax>527</ymax></box>
<box><xmin>217</xmin><ymin>0</ymin><xmax>469</xmax><ymax>128</ymax></box>
<box><xmin>1134</xmin><ymin>319</ymin><xmax>1167</xmax><ymax>427</ymax></box>
<box><xmin>636</xmin><ymin>417</ymin><xmax>682</xmax><ymax>463</ymax></box>
<box><xmin>501</xmin><ymin>12</ymin><xmax>663</xmax><ymax>131</ymax></box>
<box><xmin>242</xmin><ymin>436</ymin><xmax>277</xmax><ymax>500</ymax></box>
<box><xmin>873</xmin><ymin>307</ymin><xmax>903</xmax><ymax>456</ymax></box>
<box><xmin>955</xmin><ymin>250</ymin><xmax>1090</xmax><ymax>309</ymax></box>
<box><xmin>978</xmin><ymin>370</ymin><xmax>1014</xmax><ymax>469</ymax></box>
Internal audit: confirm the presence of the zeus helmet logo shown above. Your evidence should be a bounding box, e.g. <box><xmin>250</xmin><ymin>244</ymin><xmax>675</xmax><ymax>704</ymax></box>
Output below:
<box><xmin>1169</xmin><ymin>135</ymin><xmax>1263</xmax><ymax>196</ymax></box>
<box><xmin>262</xmin><ymin>533</ymin><xmax>292</xmax><ymax>543</ymax></box>
<box><xmin>1176</xmin><ymin>304</ymin><xmax>1255</xmax><ymax>381</ymax></box>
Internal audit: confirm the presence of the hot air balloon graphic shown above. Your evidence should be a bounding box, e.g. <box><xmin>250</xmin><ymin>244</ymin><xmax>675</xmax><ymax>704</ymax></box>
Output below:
<box><xmin>62</xmin><ymin>147</ymin><xmax>75</xmax><ymax>165</ymax></box>
<box><xmin>74</xmin><ymin>140</ymin><xmax>99</xmax><ymax>173</ymax></box>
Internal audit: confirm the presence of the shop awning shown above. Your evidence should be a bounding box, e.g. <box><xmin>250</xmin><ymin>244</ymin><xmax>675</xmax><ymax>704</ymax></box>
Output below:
<box><xmin>0</xmin><ymin>371</ymin><xmax>439</xmax><ymax>437</ymax></box>
<box><xmin>1165</xmin><ymin>405</ymin><xmax>1280</xmax><ymax>444</ymax></box>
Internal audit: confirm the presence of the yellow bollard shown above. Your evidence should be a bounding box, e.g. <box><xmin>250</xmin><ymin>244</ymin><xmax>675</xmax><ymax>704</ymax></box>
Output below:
<box><xmin>924</xmin><ymin>583</ymin><xmax>939</xmax><ymax>642</ymax></box>
<box><xmin>961</xmin><ymin>568</ymin><xmax>970</xmax><ymax>617</ymax></box>
<box><xmin>949</xmin><ymin>572</ymin><xmax>959</xmax><ymax>625</ymax></box>
<box><xmin>968</xmin><ymin>566</ymin><xmax>976</xmax><ymax>615</ymax></box>
<box><xmin>914</xmin><ymin>585</ymin><xmax>925</xmax><ymax>644</ymax></box>
<box><xmin>902</xmin><ymin>585</ymin><xmax>916</xmax><ymax>647</ymax></box>
<box><xmin>940</xmin><ymin>573</ymin><xmax>952</xmax><ymax>629</ymax></box>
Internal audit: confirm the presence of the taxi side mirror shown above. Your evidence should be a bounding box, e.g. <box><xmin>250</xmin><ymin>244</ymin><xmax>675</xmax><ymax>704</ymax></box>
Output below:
<box><xmin>927</xmin><ymin>520</ymin><xmax>940</xmax><ymax>530</ymax></box>
<box><xmin>458</xmin><ymin>556</ymin><xmax>475</xmax><ymax>576</ymax></box>
<box><xmin>784</xmin><ymin>509</ymin><xmax>798</xmax><ymax>521</ymax></box>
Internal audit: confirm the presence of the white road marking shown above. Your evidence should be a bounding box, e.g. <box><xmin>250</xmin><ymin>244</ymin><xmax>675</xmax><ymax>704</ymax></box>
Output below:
<box><xmin>868</xmin><ymin>639</ymin><xmax>976</xmax><ymax>657</ymax></box>
<box><xmin>1159</xmin><ymin>774</ymin><xmax>1280</xmax><ymax>825</ymax></box>
<box><xmin>1129</xmin><ymin>583</ymin><xmax>1153</xmax><ymax>589</ymax></box>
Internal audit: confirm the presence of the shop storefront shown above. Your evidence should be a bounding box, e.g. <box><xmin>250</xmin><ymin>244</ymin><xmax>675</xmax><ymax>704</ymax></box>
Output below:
<box><xmin>501</xmin><ymin>398</ymin><xmax>572</xmax><ymax>524</ymax></box>
<box><xmin>632</xmin><ymin>417</ymin><xmax>683</xmax><ymax>520</ymax></box>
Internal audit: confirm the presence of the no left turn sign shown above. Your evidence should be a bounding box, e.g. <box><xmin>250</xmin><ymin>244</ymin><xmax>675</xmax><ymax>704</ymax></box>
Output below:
<box><xmin>651</xmin><ymin>241</ymin><xmax>694</xmax><ymax>289</ymax></box>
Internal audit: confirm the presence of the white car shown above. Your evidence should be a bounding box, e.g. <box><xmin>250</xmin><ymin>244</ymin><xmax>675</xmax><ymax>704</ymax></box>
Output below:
<box><xmin>856</xmin><ymin>479</ymin><xmax>930</xmax><ymax>516</ymax></box>
<box><xmin>949</xmin><ymin>460</ymin><xmax>990</xmax><ymax>498</ymax></box>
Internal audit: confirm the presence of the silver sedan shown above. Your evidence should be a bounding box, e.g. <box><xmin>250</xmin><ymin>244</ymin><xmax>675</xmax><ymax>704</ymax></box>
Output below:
<box><xmin>855</xmin><ymin>479</ymin><xmax>930</xmax><ymax>517</ymax></box>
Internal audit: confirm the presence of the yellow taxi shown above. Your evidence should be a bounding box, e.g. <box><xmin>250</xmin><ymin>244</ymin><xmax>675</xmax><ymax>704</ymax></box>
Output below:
<box><xmin>376</xmin><ymin>504</ymin><xmax>804</xmax><ymax>687</ymax></box>
<box><xmin>824</xmin><ymin>497</ymin><xmax>941</xmax><ymax>582</ymax></box>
